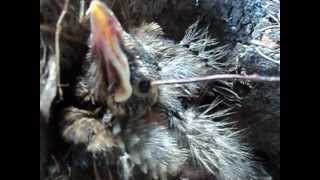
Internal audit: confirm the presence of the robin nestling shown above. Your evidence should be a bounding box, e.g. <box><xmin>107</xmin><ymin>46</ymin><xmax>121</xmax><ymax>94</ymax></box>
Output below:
<box><xmin>59</xmin><ymin>1</ymin><xmax>259</xmax><ymax>180</ymax></box>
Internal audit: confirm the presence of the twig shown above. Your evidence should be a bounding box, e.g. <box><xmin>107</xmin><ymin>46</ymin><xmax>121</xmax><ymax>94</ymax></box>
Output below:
<box><xmin>40</xmin><ymin>33</ymin><xmax>47</xmax><ymax>76</ymax></box>
<box><xmin>110</xmin><ymin>0</ymin><xmax>117</xmax><ymax>8</ymax></box>
<box><xmin>107</xmin><ymin>168</ymin><xmax>114</xmax><ymax>180</ymax></box>
<box><xmin>151</xmin><ymin>74</ymin><xmax>280</xmax><ymax>86</ymax></box>
<box><xmin>267</xmin><ymin>12</ymin><xmax>280</xmax><ymax>25</ymax></box>
<box><xmin>118</xmin><ymin>0</ymin><xmax>130</xmax><ymax>27</ymax></box>
<box><xmin>79</xmin><ymin>0</ymin><xmax>85</xmax><ymax>23</ymax></box>
<box><xmin>250</xmin><ymin>39</ymin><xmax>279</xmax><ymax>49</ymax></box>
<box><xmin>257</xmin><ymin>25</ymin><xmax>280</xmax><ymax>32</ymax></box>
<box><xmin>92</xmin><ymin>157</ymin><xmax>102</xmax><ymax>180</ymax></box>
<box><xmin>55</xmin><ymin>0</ymin><xmax>70</xmax><ymax>98</ymax></box>
<box><xmin>255</xmin><ymin>47</ymin><xmax>280</xmax><ymax>65</ymax></box>
<box><xmin>40</xmin><ymin>56</ymin><xmax>58</xmax><ymax>121</ymax></box>
<box><xmin>51</xmin><ymin>155</ymin><xmax>61</xmax><ymax>173</ymax></box>
<box><xmin>40</xmin><ymin>24</ymin><xmax>86</xmax><ymax>45</ymax></box>
<box><xmin>264</xmin><ymin>5</ymin><xmax>280</xmax><ymax>25</ymax></box>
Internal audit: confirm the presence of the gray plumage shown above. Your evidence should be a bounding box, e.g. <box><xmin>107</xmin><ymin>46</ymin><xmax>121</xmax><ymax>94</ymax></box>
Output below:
<box><xmin>59</xmin><ymin>1</ymin><xmax>260</xmax><ymax>180</ymax></box>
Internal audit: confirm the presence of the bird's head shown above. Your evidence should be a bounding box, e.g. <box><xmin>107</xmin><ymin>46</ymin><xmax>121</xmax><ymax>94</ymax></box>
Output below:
<box><xmin>86</xmin><ymin>1</ymin><xmax>160</xmax><ymax>118</ymax></box>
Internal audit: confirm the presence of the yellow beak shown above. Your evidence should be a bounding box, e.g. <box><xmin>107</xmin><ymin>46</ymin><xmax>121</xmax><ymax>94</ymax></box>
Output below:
<box><xmin>87</xmin><ymin>1</ymin><xmax>132</xmax><ymax>102</ymax></box>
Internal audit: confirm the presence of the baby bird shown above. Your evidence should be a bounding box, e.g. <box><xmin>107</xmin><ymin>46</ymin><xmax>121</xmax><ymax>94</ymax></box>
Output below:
<box><xmin>62</xmin><ymin>1</ymin><xmax>257</xmax><ymax>180</ymax></box>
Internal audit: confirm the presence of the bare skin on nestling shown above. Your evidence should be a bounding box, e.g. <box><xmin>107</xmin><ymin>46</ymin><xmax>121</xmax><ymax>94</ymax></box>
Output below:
<box><xmin>62</xmin><ymin>1</ymin><xmax>258</xmax><ymax>180</ymax></box>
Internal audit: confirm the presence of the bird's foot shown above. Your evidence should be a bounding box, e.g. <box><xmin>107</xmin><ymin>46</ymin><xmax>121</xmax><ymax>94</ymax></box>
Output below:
<box><xmin>62</xmin><ymin>106</ymin><xmax>115</xmax><ymax>153</ymax></box>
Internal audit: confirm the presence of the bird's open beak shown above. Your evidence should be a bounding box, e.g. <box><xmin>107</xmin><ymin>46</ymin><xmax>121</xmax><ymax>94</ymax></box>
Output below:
<box><xmin>87</xmin><ymin>1</ymin><xmax>132</xmax><ymax>102</ymax></box>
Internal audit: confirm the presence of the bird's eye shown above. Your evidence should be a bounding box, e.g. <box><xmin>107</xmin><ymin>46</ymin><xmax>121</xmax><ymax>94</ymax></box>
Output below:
<box><xmin>138</xmin><ymin>80</ymin><xmax>151</xmax><ymax>93</ymax></box>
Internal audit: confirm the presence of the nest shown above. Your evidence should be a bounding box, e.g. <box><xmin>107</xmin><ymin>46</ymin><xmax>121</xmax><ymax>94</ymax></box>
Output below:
<box><xmin>40</xmin><ymin>0</ymin><xmax>280</xmax><ymax>179</ymax></box>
